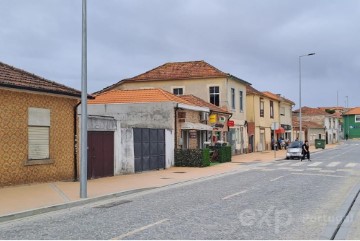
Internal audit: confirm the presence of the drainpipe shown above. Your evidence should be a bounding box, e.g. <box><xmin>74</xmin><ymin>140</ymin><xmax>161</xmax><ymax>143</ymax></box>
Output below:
<box><xmin>73</xmin><ymin>101</ymin><xmax>81</xmax><ymax>181</ymax></box>
<box><xmin>174</xmin><ymin>105</ymin><xmax>178</xmax><ymax>149</ymax></box>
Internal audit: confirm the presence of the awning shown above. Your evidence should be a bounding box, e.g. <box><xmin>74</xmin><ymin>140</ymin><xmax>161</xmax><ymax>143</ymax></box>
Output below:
<box><xmin>181</xmin><ymin>122</ymin><xmax>213</xmax><ymax>131</ymax></box>
<box><xmin>275</xmin><ymin>127</ymin><xmax>285</xmax><ymax>134</ymax></box>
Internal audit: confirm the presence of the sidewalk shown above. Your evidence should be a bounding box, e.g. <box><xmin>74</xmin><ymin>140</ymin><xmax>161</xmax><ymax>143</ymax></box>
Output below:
<box><xmin>0</xmin><ymin>144</ymin><xmax>338</xmax><ymax>221</ymax></box>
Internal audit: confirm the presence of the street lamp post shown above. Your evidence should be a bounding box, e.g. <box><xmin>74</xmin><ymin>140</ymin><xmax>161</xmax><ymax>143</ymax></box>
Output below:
<box><xmin>299</xmin><ymin>53</ymin><xmax>315</xmax><ymax>141</ymax></box>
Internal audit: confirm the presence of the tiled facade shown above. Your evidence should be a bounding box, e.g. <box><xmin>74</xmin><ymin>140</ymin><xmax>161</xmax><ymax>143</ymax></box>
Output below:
<box><xmin>0</xmin><ymin>89</ymin><xmax>78</xmax><ymax>187</ymax></box>
<box><xmin>176</xmin><ymin>109</ymin><xmax>201</xmax><ymax>149</ymax></box>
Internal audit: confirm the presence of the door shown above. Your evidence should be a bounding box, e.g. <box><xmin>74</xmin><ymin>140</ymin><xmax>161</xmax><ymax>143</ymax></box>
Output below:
<box><xmin>87</xmin><ymin>131</ymin><xmax>114</xmax><ymax>179</ymax></box>
<box><xmin>134</xmin><ymin>128</ymin><xmax>165</xmax><ymax>172</ymax></box>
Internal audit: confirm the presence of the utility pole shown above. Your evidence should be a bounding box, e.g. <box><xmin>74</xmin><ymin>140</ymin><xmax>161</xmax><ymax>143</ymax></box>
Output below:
<box><xmin>80</xmin><ymin>0</ymin><xmax>88</xmax><ymax>198</ymax></box>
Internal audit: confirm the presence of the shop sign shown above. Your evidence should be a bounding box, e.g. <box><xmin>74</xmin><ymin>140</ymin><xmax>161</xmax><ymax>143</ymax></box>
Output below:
<box><xmin>209</xmin><ymin>114</ymin><xmax>217</xmax><ymax>124</ymax></box>
<box><xmin>227</xmin><ymin>120</ymin><xmax>235</xmax><ymax>127</ymax></box>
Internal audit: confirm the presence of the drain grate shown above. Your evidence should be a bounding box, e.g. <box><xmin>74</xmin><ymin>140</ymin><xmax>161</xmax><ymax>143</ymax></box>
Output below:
<box><xmin>173</xmin><ymin>171</ymin><xmax>186</xmax><ymax>173</ymax></box>
<box><xmin>94</xmin><ymin>200</ymin><xmax>132</xmax><ymax>208</ymax></box>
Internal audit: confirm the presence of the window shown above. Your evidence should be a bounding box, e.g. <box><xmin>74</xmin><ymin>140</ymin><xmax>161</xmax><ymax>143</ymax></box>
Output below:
<box><xmin>239</xmin><ymin>90</ymin><xmax>243</xmax><ymax>112</ymax></box>
<box><xmin>260</xmin><ymin>98</ymin><xmax>264</xmax><ymax>117</ymax></box>
<box><xmin>355</xmin><ymin>115</ymin><xmax>360</xmax><ymax>123</ymax></box>
<box><xmin>209</xmin><ymin>86</ymin><xmax>220</xmax><ymax>106</ymax></box>
<box><xmin>231</xmin><ymin>88</ymin><xmax>235</xmax><ymax>109</ymax></box>
<box><xmin>270</xmin><ymin>101</ymin><xmax>274</xmax><ymax>118</ymax></box>
<box><xmin>173</xmin><ymin>88</ymin><xmax>183</xmax><ymax>95</ymax></box>
<box><xmin>27</xmin><ymin>107</ymin><xmax>52</xmax><ymax>164</ymax></box>
<box><xmin>280</xmin><ymin>107</ymin><xmax>285</xmax><ymax>116</ymax></box>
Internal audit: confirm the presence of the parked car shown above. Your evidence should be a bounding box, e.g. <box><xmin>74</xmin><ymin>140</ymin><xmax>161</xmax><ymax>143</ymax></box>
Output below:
<box><xmin>286</xmin><ymin>141</ymin><xmax>303</xmax><ymax>159</ymax></box>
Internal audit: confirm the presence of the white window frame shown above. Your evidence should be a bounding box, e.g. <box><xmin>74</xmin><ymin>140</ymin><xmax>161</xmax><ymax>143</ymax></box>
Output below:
<box><xmin>172</xmin><ymin>86</ymin><xmax>185</xmax><ymax>96</ymax></box>
<box><xmin>231</xmin><ymin>88</ymin><xmax>235</xmax><ymax>109</ymax></box>
<box><xmin>355</xmin><ymin>115</ymin><xmax>360</xmax><ymax>123</ymax></box>
<box><xmin>209</xmin><ymin>86</ymin><xmax>220</xmax><ymax>106</ymax></box>
<box><xmin>239</xmin><ymin>90</ymin><xmax>243</xmax><ymax>112</ymax></box>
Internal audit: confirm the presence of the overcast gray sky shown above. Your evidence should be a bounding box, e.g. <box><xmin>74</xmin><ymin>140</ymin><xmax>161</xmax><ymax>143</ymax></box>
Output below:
<box><xmin>1</xmin><ymin>0</ymin><xmax>359</xmax><ymax>108</ymax></box>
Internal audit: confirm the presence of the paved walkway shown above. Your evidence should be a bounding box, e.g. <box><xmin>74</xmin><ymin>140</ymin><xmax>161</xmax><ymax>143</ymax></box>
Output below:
<box><xmin>0</xmin><ymin>144</ymin><xmax>338</xmax><ymax>220</ymax></box>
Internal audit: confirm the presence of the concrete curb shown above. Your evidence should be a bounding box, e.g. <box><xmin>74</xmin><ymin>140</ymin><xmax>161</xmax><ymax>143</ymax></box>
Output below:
<box><xmin>320</xmin><ymin>180</ymin><xmax>360</xmax><ymax>239</ymax></box>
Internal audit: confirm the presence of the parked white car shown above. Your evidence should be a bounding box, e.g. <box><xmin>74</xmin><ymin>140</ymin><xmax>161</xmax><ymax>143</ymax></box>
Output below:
<box><xmin>286</xmin><ymin>141</ymin><xmax>303</xmax><ymax>160</ymax></box>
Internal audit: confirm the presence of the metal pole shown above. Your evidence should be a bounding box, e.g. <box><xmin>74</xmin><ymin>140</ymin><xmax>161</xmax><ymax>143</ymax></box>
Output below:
<box><xmin>299</xmin><ymin>56</ymin><xmax>302</xmax><ymax>141</ymax></box>
<box><xmin>346</xmin><ymin>96</ymin><xmax>349</xmax><ymax>139</ymax></box>
<box><xmin>80</xmin><ymin>0</ymin><xmax>88</xmax><ymax>198</ymax></box>
<box><xmin>298</xmin><ymin>53</ymin><xmax>315</xmax><ymax>142</ymax></box>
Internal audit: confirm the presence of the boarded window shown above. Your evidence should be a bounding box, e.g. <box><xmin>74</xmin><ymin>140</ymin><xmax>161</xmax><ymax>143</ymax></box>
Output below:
<box><xmin>28</xmin><ymin>126</ymin><xmax>50</xmax><ymax>159</ymax></box>
<box><xmin>28</xmin><ymin>107</ymin><xmax>50</xmax><ymax>160</ymax></box>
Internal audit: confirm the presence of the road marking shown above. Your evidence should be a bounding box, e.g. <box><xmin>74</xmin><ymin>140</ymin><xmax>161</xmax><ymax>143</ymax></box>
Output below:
<box><xmin>278</xmin><ymin>167</ymin><xmax>293</xmax><ymax>170</ymax></box>
<box><xmin>327</xmin><ymin>162</ymin><xmax>341</xmax><ymax>167</ymax></box>
<box><xmin>291</xmin><ymin>173</ymin><xmax>345</xmax><ymax>178</ymax></box>
<box><xmin>336</xmin><ymin>169</ymin><xmax>352</xmax><ymax>172</ymax></box>
<box><xmin>291</xmin><ymin>169</ymin><xmax>304</xmax><ymax>172</ymax></box>
<box><xmin>291</xmin><ymin>162</ymin><xmax>305</xmax><ymax>167</ymax></box>
<box><xmin>111</xmin><ymin>219</ymin><xmax>169</xmax><ymax>240</ymax></box>
<box><xmin>308</xmin><ymin>162</ymin><xmax>322</xmax><ymax>167</ymax></box>
<box><xmin>270</xmin><ymin>176</ymin><xmax>285</xmax><ymax>182</ymax></box>
<box><xmin>277</xmin><ymin>162</ymin><xmax>291</xmax><ymax>166</ymax></box>
<box><xmin>345</xmin><ymin>163</ymin><xmax>358</xmax><ymax>168</ymax></box>
<box><xmin>260</xmin><ymin>169</ymin><xmax>275</xmax><ymax>172</ymax></box>
<box><xmin>319</xmin><ymin>170</ymin><xmax>336</xmax><ymax>173</ymax></box>
<box><xmin>257</xmin><ymin>163</ymin><xmax>273</xmax><ymax>166</ymax></box>
<box><xmin>307</xmin><ymin>167</ymin><xmax>321</xmax><ymax>171</ymax></box>
<box><xmin>222</xmin><ymin>190</ymin><xmax>248</xmax><ymax>200</ymax></box>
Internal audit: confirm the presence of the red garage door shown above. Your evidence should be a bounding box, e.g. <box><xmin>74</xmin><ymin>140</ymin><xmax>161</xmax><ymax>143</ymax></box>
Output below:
<box><xmin>87</xmin><ymin>131</ymin><xmax>114</xmax><ymax>179</ymax></box>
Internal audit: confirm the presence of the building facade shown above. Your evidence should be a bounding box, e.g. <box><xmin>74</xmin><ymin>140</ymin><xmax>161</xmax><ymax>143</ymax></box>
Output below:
<box><xmin>0</xmin><ymin>61</ymin><xmax>81</xmax><ymax>187</ymax></box>
<box><xmin>97</xmin><ymin>60</ymin><xmax>251</xmax><ymax>154</ymax></box>
<box><xmin>343</xmin><ymin>107</ymin><xmax>360</xmax><ymax>139</ymax></box>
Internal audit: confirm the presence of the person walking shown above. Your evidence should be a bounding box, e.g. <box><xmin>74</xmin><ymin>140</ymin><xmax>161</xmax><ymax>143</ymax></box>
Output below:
<box><xmin>300</xmin><ymin>140</ymin><xmax>311</xmax><ymax>161</ymax></box>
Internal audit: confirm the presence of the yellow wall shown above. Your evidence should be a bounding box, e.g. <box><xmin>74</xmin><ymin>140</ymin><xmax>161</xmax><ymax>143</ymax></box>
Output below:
<box><xmin>246</xmin><ymin>93</ymin><xmax>280</xmax><ymax>151</ymax></box>
<box><xmin>0</xmin><ymin>89</ymin><xmax>78</xmax><ymax>187</ymax></box>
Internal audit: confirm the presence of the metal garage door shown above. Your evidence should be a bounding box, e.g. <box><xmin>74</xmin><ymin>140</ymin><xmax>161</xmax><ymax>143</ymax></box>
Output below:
<box><xmin>134</xmin><ymin>128</ymin><xmax>165</xmax><ymax>172</ymax></box>
<box><xmin>87</xmin><ymin>131</ymin><xmax>114</xmax><ymax>179</ymax></box>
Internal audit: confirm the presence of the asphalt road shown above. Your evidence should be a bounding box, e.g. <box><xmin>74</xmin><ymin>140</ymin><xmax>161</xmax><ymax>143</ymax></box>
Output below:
<box><xmin>0</xmin><ymin>141</ymin><xmax>360</xmax><ymax>240</ymax></box>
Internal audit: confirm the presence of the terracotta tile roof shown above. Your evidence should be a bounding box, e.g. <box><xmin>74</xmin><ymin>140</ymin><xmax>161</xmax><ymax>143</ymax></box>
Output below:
<box><xmin>262</xmin><ymin>91</ymin><xmax>282</xmax><ymax>101</ymax></box>
<box><xmin>96</xmin><ymin>60</ymin><xmax>251</xmax><ymax>94</ymax></box>
<box><xmin>0</xmin><ymin>61</ymin><xmax>82</xmax><ymax>98</ymax></box>
<box><xmin>88</xmin><ymin>88</ymin><xmax>195</xmax><ymax>106</ymax></box>
<box><xmin>179</xmin><ymin>95</ymin><xmax>231</xmax><ymax>114</ymax></box>
<box><xmin>280</xmin><ymin>96</ymin><xmax>295</xmax><ymax>105</ymax></box>
<box><xmin>318</xmin><ymin>106</ymin><xmax>345</xmax><ymax>111</ymax></box>
<box><xmin>246</xmin><ymin>85</ymin><xmax>265</xmax><ymax>96</ymax></box>
<box><xmin>344</xmin><ymin>107</ymin><xmax>360</xmax><ymax>115</ymax></box>
<box><xmin>293</xmin><ymin>106</ymin><xmax>328</xmax><ymax>115</ymax></box>
<box><xmin>292</xmin><ymin>119</ymin><xmax>324</xmax><ymax>129</ymax></box>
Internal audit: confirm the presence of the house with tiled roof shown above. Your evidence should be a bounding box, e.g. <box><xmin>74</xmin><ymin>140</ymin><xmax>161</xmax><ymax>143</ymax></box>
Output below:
<box><xmin>246</xmin><ymin>86</ymin><xmax>282</xmax><ymax>151</ymax></box>
<box><xmin>293</xmin><ymin>106</ymin><xmax>340</xmax><ymax>144</ymax></box>
<box><xmin>342</xmin><ymin>107</ymin><xmax>360</xmax><ymax>139</ymax></box>
<box><xmin>96</xmin><ymin>60</ymin><xmax>251</xmax><ymax>155</ymax></box>
<box><xmin>0</xmin><ymin>61</ymin><xmax>82</xmax><ymax>187</ymax></box>
<box><xmin>80</xmin><ymin>89</ymin><xmax>211</xmax><ymax>176</ymax></box>
<box><xmin>179</xmin><ymin>95</ymin><xmax>232</xmax><ymax>145</ymax></box>
<box><xmin>292</xmin><ymin>119</ymin><xmax>325</xmax><ymax>146</ymax></box>
<box><xmin>263</xmin><ymin>91</ymin><xmax>295</xmax><ymax>140</ymax></box>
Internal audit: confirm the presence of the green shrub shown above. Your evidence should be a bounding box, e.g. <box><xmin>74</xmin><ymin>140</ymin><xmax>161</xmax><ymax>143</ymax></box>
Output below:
<box><xmin>174</xmin><ymin>148</ymin><xmax>210</xmax><ymax>167</ymax></box>
<box><xmin>218</xmin><ymin>146</ymin><xmax>232</xmax><ymax>163</ymax></box>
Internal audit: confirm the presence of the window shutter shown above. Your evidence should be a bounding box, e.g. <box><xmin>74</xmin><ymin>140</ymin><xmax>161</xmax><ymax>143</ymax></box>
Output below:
<box><xmin>28</xmin><ymin>126</ymin><xmax>50</xmax><ymax>159</ymax></box>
